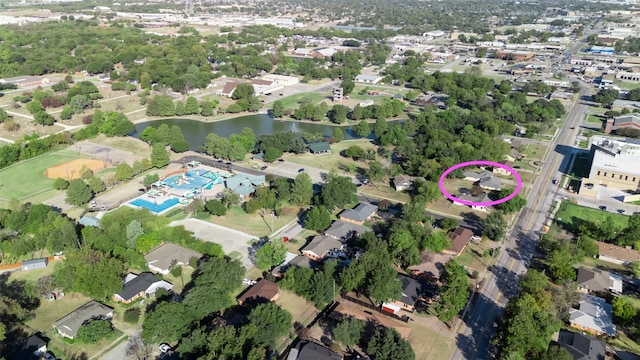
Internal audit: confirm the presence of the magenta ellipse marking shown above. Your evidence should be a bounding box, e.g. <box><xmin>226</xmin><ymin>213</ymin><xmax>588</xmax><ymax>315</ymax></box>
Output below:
<box><xmin>438</xmin><ymin>160</ymin><xmax>522</xmax><ymax>207</ymax></box>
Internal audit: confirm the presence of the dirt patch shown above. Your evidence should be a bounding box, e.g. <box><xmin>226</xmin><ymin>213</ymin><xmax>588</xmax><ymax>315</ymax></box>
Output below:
<box><xmin>45</xmin><ymin>159</ymin><xmax>106</xmax><ymax>180</ymax></box>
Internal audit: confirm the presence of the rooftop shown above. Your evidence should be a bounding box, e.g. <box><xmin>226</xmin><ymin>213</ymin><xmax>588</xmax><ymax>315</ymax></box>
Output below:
<box><xmin>557</xmin><ymin>329</ymin><xmax>606</xmax><ymax>360</ymax></box>
<box><xmin>339</xmin><ymin>202</ymin><xmax>378</xmax><ymax>223</ymax></box>
<box><xmin>301</xmin><ymin>235</ymin><xmax>343</xmax><ymax>258</ymax></box>
<box><xmin>116</xmin><ymin>272</ymin><xmax>172</xmax><ymax>301</ymax></box>
<box><xmin>569</xmin><ymin>294</ymin><xmax>616</xmax><ymax>337</ymax></box>
<box><xmin>590</xmin><ymin>136</ymin><xmax>640</xmax><ymax>177</ymax></box>
<box><xmin>596</xmin><ymin>241</ymin><xmax>640</xmax><ymax>263</ymax></box>
<box><xmin>144</xmin><ymin>243</ymin><xmax>203</xmax><ymax>272</ymax></box>
<box><xmin>237</xmin><ymin>279</ymin><xmax>279</xmax><ymax>304</ymax></box>
<box><xmin>53</xmin><ymin>301</ymin><xmax>113</xmax><ymax>338</ymax></box>
<box><xmin>324</xmin><ymin>220</ymin><xmax>371</xmax><ymax>240</ymax></box>
<box><xmin>449</xmin><ymin>227</ymin><xmax>473</xmax><ymax>254</ymax></box>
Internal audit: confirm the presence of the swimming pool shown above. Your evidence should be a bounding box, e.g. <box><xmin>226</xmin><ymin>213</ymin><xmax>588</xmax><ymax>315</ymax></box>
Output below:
<box><xmin>164</xmin><ymin>171</ymin><xmax>223</xmax><ymax>191</ymax></box>
<box><xmin>129</xmin><ymin>197</ymin><xmax>180</xmax><ymax>213</ymax></box>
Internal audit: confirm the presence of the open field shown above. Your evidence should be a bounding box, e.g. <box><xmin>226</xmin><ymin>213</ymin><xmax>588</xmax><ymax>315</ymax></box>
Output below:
<box><xmin>522</xmin><ymin>144</ymin><xmax>548</xmax><ymax>160</ymax></box>
<box><xmin>207</xmin><ymin>205</ymin><xmax>300</xmax><ymax>237</ymax></box>
<box><xmin>407</xmin><ymin>322</ymin><xmax>455</xmax><ymax>360</ymax></box>
<box><xmin>0</xmin><ymin>150</ymin><xmax>92</xmax><ymax>201</ymax></box>
<box><xmin>275</xmin><ymin>290</ymin><xmax>319</xmax><ymax>353</ymax></box>
<box><xmin>45</xmin><ymin>158</ymin><xmax>106</xmax><ymax>179</ymax></box>
<box><xmin>27</xmin><ymin>293</ymin><xmax>93</xmax><ymax>334</ymax></box>
<box><xmin>268</xmin><ymin>92</ymin><xmax>330</xmax><ymax>109</ymax></box>
<box><xmin>555</xmin><ymin>202</ymin><xmax>628</xmax><ymax>233</ymax></box>
<box><xmin>587</xmin><ymin>114</ymin><xmax>604</xmax><ymax>124</ymax></box>
<box><xmin>282</xmin><ymin>138</ymin><xmax>376</xmax><ymax>174</ymax></box>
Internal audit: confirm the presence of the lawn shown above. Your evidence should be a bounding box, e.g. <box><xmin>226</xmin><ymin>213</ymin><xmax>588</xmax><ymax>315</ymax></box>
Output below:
<box><xmin>27</xmin><ymin>293</ymin><xmax>93</xmax><ymax>333</ymax></box>
<box><xmin>457</xmin><ymin>243</ymin><xmax>493</xmax><ymax>273</ymax></box>
<box><xmin>207</xmin><ymin>205</ymin><xmax>300</xmax><ymax>237</ymax></box>
<box><xmin>360</xmin><ymin>184</ymin><xmax>411</xmax><ymax>204</ymax></box>
<box><xmin>275</xmin><ymin>290</ymin><xmax>319</xmax><ymax>353</ymax></box>
<box><xmin>90</xmin><ymin>134</ymin><xmax>151</xmax><ymax>157</ymax></box>
<box><xmin>587</xmin><ymin>114</ymin><xmax>604</xmax><ymax>124</ymax></box>
<box><xmin>47</xmin><ymin>327</ymin><xmax>125</xmax><ymax>360</ymax></box>
<box><xmin>266</xmin><ymin>92</ymin><xmax>330</xmax><ymax>108</ymax></box>
<box><xmin>283</xmin><ymin>138</ymin><xmax>376</xmax><ymax>174</ymax></box>
<box><xmin>555</xmin><ymin>201</ymin><xmax>628</xmax><ymax>233</ymax></box>
<box><xmin>407</xmin><ymin>322</ymin><xmax>455</xmax><ymax>360</ymax></box>
<box><xmin>0</xmin><ymin>150</ymin><xmax>90</xmax><ymax>201</ymax></box>
<box><xmin>522</xmin><ymin>144</ymin><xmax>548</xmax><ymax>161</ymax></box>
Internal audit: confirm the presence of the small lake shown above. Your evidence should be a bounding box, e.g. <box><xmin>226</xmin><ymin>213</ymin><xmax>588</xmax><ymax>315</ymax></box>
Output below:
<box><xmin>133</xmin><ymin>114</ymin><xmax>382</xmax><ymax>150</ymax></box>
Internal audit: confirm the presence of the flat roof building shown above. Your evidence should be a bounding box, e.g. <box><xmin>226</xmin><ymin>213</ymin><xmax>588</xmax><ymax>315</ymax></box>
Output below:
<box><xmin>580</xmin><ymin>136</ymin><xmax>640</xmax><ymax>196</ymax></box>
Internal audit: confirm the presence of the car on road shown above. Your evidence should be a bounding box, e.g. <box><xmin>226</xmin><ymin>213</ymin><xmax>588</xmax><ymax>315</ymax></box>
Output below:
<box><xmin>159</xmin><ymin>344</ymin><xmax>172</xmax><ymax>353</ymax></box>
<box><xmin>298</xmin><ymin>168</ymin><xmax>305</xmax><ymax>173</ymax></box>
<box><xmin>599</xmin><ymin>205</ymin><xmax>607</xmax><ymax>211</ymax></box>
<box><xmin>570</xmin><ymin>126</ymin><xmax>575</xmax><ymax>129</ymax></box>
<box><xmin>618</xmin><ymin>209</ymin><xmax>626</xmax><ymax>214</ymax></box>
<box><xmin>278</xmin><ymin>159</ymin><xmax>285</xmax><ymax>162</ymax></box>
<box><xmin>552</xmin><ymin>179</ymin><xmax>559</xmax><ymax>185</ymax></box>
<box><xmin>260</xmin><ymin>165</ymin><xmax>268</xmax><ymax>170</ymax></box>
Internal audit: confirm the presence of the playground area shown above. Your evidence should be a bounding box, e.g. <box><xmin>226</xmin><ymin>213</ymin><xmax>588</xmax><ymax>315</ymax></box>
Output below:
<box><xmin>126</xmin><ymin>161</ymin><xmax>230</xmax><ymax>214</ymax></box>
<box><xmin>45</xmin><ymin>159</ymin><xmax>106</xmax><ymax>180</ymax></box>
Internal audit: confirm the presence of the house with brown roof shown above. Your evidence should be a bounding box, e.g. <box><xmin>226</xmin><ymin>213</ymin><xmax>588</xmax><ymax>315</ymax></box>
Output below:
<box><xmin>237</xmin><ymin>279</ymin><xmax>280</xmax><ymax>305</ymax></box>
<box><xmin>576</xmin><ymin>267</ymin><xmax>623</xmax><ymax>294</ymax></box>
<box><xmin>596</xmin><ymin>241</ymin><xmax>640</xmax><ymax>266</ymax></box>
<box><xmin>493</xmin><ymin>160</ymin><xmax>514</xmax><ymax>176</ymax></box>
<box><xmin>444</xmin><ymin>227</ymin><xmax>473</xmax><ymax>256</ymax></box>
<box><xmin>218</xmin><ymin>81</ymin><xmax>240</xmax><ymax>97</ymax></box>
<box><xmin>301</xmin><ymin>235</ymin><xmax>344</xmax><ymax>261</ymax></box>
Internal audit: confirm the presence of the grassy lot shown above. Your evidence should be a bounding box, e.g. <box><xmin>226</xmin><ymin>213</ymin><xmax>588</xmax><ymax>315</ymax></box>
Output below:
<box><xmin>407</xmin><ymin>322</ymin><xmax>455</xmax><ymax>360</ymax></box>
<box><xmin>609</xmin><ymin>331</ymin><xmax>640</xmax><ymax>355</ymax></box>
<box><xmin>555</xmin><ymin>202</ymin><xmax>628</xmax><ymax>233</ymax></box>
<box><xmin>457</xmin><ymin>243</ymin><xmax>493</xmax><ymax>273</ymax></box>
<box><xmin>360</xmin><ymin>184</ymin><xmax>412</xmax><ymax>204</ymax></box>
<box><xmin>47</xmin><ymin>327</ymin><xmax>125</xmax><ymax>360</ymax></box>
<box><xmin>207</xmin><ymin>205</ymin><xmax>300</xmax><ymax>237</ymax></box>
<box><xmin>27</xmin><ymin>293</ymin><xmax>93</xmax><ymax>333</ymax></box>
<box><xmin>267</xmin><ymin>92</ymin><xmax>330</xmax><ymax>108</ymax></box>
<box><xmin>0</xmin><ymin>149</ymin><xmax>91</xmax><ymax>201</ymax></box>
<box><xmin>9</xmin><ymin>263</ymin><xmax>56</xmax><ymax>282</ymax></box>
<box><xmin>522</xmin><ymin>144</ymin><xmax>548</xmax><ymax>160</ymax></box>
<box><xmin>569</xmin><ymin>153</ymin><xmax>591</xmax><ymax>179</ymax></box>
<box><xmin>90</xmin><ymin>134</ymin><xmax>151</xmax><ymax>157</ymax></box>
<box><xmin>283</xmin><ymin>138</ymin><xmax>376</xmax><ymax>173</ymax></box>
<box><xmin>275</xmin><ymin>290</ymin><xmax>319</xmax><ymax>353</ymax></box>
<box><xmin>587</xmin><ymin>114</ymin><xmax>604</xmax><ymax>124</ymax></box>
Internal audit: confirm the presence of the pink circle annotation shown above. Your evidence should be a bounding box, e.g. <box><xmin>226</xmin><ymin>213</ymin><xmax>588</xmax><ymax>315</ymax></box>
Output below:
<box><xmin>438</xmin><ymin>160</ymin><xmax>522</xmax><ymax>207</ymax></box>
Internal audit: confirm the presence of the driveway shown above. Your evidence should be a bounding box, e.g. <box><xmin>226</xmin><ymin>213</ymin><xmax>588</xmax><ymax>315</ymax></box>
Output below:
<box><xmin>170</xmin><ymin>218</ymin><xmax>258</xmax><ymax>270</ymax></box>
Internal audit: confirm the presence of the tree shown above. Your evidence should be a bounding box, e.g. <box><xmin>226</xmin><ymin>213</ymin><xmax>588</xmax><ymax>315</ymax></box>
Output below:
<box><xmin>126</xmin><ymin>220</ymin><xmax>144</xmax><ymax>248</ymax></box>
<box><xmin>332</xmin><ymin>127</ymin><xmax>345</xmax><ymax>141</ymax></box>
<box><xmin>115</xmin><ymin>163</ymin><xmax>134</xmax><ymax>181</ymax></box>
<box><xmin>593</xmin><ymin>88</ymin><xmax>619</xmax><ymax>108</ymax></box>
<box><xmin>434</xmin><ymin>259</ymin><xmax>469</xmax><ymax>323</ymax></box>
<box><xmin>141</xmin><ymin>302</ymin><xmax>194</xmax><ymax>343</ymax></box>
<box><xmin>367</xmin><ymin>161</ymin><xmax>385</xmax><ymax>184</ymax></box>
<box><xmin>612</xmin><ymin>296</ymin><xmax>638</xmax><ymax>324</ymax></box>
<box><xmin>232</xmin><ymin>83</ymin><xmax>255</xmax><ymax>100</ymax></box>
<box><xmin>291</xmin><ymin>172</ymin><xmax>313</xmax><ymax>206</ymax></box>
<box><xmin>548</xmin><ymin>245</ymin><xmax>576</xmax><ymax>283</ymax></box>
<box><xmin>341</xmin><ymin>78</ymin><xmax>355</xmax><ymax>95</ymax></box>
<box><xmin>333</xmin><ymin>318</ymin><xmax>365</xmax><ymax>349</ymax></box>
<box><xmin>54</xmin><ymin>247</ymin><xmax>124</xmax><ymax>300</ymax></box>
<box><xmin>248</xmin><ymin>302</ymin><xmax>292</xmax><ymax>347</ymax></box>
<box><xmin>272</xmin><ymin>100</ymin><xmax>285</xmax><ymax>118</ymax></box>
<box><xmin>482</xmin><ymin>210</ymin><xmax>507</xmax><ymax>240</ymax></box>
<box><xmin>439</xmin><ymin>218</ymin><xmax>458</xmax><ymax>231</ymax></box>
<box><xmin>151</xmin><ymin>143</ymin><xmax>170</xmax><ymax>168</ymax></box>
<box><xmin>320</xmin><ymin>174</ymin><xmax>357</xmax><ymax>209</ymax></box>
<box><xmin>366</xmin><ymin>326</ymin><xmax>415</xmax><ymax>360</ymax></box>
<box><xmin>60</xmin><ymin>106</ymin><xmax>73</xmax><ymax>120</ymax></box>
<box><xmin>88</xmin><ymin>175</ymin><xmax>105</xmax><ymax>193</ymax></box>
<box><xmin>205</xmin><ymin>199</ymin><xmax>227</xmax><ymax>216</ymax></box>
<box><xmin>545</xmin><ymin>345</ymin><xmax>573</xmax><ymax>360</ymax></box>
<box><xmin>495</xmin><ymin>188</ymin><xmax>526</xmax><ymax>213</ymax></box>
<box><xmin>143</xmin><ymin>173</ymin><xmax>160</xmax><ymax>189</ymax></box>
<box><xmin>53</xmin><ymin>178</ymin><xmax>69</xmax><ymax>190</ymax></box>
<box><xmin>65</xmin><ymin>179</ymin><xmax>92</xmax><ymax>206</ymax></box>
<box><xmin>255</xmin><ymin>240</ymin><xmax>287</xmax><ymax>271</ymax></box>
<box><xmin>354</xmin><ymin>120</ymin><xmax>371</xmax><ymax>137</ymax></box>
<box><xmin>77</xmin><ymin>319</ymin><xmax>114</xmax><ymax>343</ymax></box>
<box><xmin>330</xmin><ymin>104</ymin><xmax>349</xmax><ymax>123</ymax></box>
<box><xmin>69</xmin><ymin>94</ymin><xmax>91</xmax><ymax>113</ymax></box>
<box><xmin>34</xmin><ymin>111</ymin><xmax>55</xmax><ymax>125</ymax></box>
<box><xmin>185</xmin><ymin>96</ymin><xmax>199</xmax><ymax>114</ymax></box>
<box><xmin>519</xmin><ymin>270</ymin><xmax>548</xmax><ymax>297</ymax></box>
<box><xmin>304</xmin><ymin>206</ymin><xmax>332</xmax><ymax>231</ymax></box>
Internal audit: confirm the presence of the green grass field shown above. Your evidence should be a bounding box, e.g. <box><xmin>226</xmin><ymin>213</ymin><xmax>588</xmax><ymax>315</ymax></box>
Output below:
<box><xmin>555</xmin><ymin>202</ymin><xmax>628</xmax><ymax>233</ymax></box>
<box><xmin>587</xmin><ymin>114</ymin><xmax>604</xmax><ymax>124</ymax></box>
<box><xmin>0</xmin><ymin>150</ymin><xmax>90</xmax><ymax>201</ymax></box>
<box><xmin>266</xmin><ymin>92</ymin><xmax>330</xmax><ymax>108</ymax></box>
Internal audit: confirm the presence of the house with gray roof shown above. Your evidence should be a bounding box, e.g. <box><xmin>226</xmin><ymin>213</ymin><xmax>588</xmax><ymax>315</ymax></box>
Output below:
<box><xmin>339</xmin><ymin>202</ymin><xmax>378</xmax><ymax>225</ymax></box>
<box><xmin>354</xmin><ymin>74</ymin><xmax>383</xmax><ymax>84</ymax></box>
<box><xmin>113</xmin><ymin>272</ymin><xmax>173</xmax><ymax>304</ymax></box>
<box><xmin>78</xmin><ymin>215</ymin><xmax>100</xmax><ymax>227</ymax></box>
<box><xmin>452</xmin><ymin>193</ymin><xmax>491</xmax><ymax>212</ymax></box>
<box><xmin>478</xmin><ymin>177</ymin><xmax>502</xmax><ymax>191</ymax></box>
<box><xmin>324</xmin><ymin>220</ymin><xmax>370</xmax><ymax>240</ymax></box>
<box><xmin>382</xmin><ymin>274</ymin><xmax>424</xmax><ymax>314</ymax></box>
<box><xmin>301</xmin><ymin>235</ymin><xmax>344</xmax><ymax>261</ymax></box>
<box><xmin>569</xmin><ymin>294</ymin><xmax>616</xmax><ymax>337</ymax></box>
<box><xmin>272</xmin><ymin>255</ymin><xmax>318</xmax><ymax>277</ymax></box>
<box><xmin>287</xmin><ymin>341</ymin><xmax>343</xmax><ymax>360</ymax></box>
<box><xmin>225</xmin><ymin>174</ymin><xmax>266</xmax><ymax>199</ymax></box>
<box><xmin>576</xmin><ymin>267</ymin><xmax>622</xmax><ymax>294</ymax></box>
<box><xmin>145</xmin><ymin>243</ymin><xmax>202</xmax><ymax>275</ymax></box>
<box><xmin>393</xmin><ymin>175</ymin><xmax>417</xmax><ymax>191</ymax></box>
<box><xmin>463</xmin><ymin>171</ymin><xmax>493</xmax><ymax>181</ymax></box>
<box><xmin>6</xmin><ymin>334</ymin><xmax>48</xmax><ymax>360</ymax></box>
<box><xmin>53</xmin><ymin>301</ymin><xmax>113</xmax><ymax>339</ymax></box>
<box><xmin>556</xmin><ymin>329</ymin><xmax>606</xmax><ymax>360</ymax></box>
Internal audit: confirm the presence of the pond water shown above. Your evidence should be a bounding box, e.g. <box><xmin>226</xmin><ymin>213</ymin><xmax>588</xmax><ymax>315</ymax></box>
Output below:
<box><xmin>133</xmin><ymin>114</ymin><xmax>378</xmax><ymax>150</ymax></box>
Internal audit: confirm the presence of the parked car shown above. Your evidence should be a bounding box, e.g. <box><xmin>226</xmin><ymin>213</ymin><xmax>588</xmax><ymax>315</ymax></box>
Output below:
<box><xmin>159</xmin><ymin>343</ymin><xmax>172</xmax><ymax>353</ymax></box>
<box><xmin>298</xmin><ymin>168</ymin><xmax>305</xmax><ymax>173</ymax></box>
<box><xmin>599</xmin><ymin>205</ymin><xmax>607</xmax><ymax>211</ymax></box>
<box><xmin>552</xmin><ymin>179</ymin><xmax>559</xmax><ymax>185</ymax></box>
<box><xmin>260</xmin><ymin>165</ymin><xmax>268</xmax><ymax>170</ymax></box>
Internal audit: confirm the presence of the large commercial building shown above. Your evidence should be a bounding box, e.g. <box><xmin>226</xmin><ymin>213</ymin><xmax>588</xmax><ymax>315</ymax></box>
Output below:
<box><xmin>580</xmin><ymin>136</ymin><xmax>640</xmax><ymax>196</ymax></box>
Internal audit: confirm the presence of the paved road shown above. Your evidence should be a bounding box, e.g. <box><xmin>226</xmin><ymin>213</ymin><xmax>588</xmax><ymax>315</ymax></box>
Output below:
<box><xmin>450</xmin><ymin>25</ymin><xmax>600</xmax><ymax>360</ymax></box>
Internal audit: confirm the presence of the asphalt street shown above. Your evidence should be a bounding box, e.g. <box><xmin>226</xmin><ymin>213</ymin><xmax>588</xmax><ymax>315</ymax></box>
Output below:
<box><xmin>450</xmin><ymin>27</ymin><xmax>598</xmax><ymax>360</ymax></box>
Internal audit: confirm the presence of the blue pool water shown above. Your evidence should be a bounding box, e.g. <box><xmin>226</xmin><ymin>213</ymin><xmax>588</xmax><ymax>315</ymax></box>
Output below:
<box><xmin>129</xmin><ymin>197</ymin><xmax>180</xmax><ymax>213</ymax></box>
<box><xmin>164</xmin><ymin>171</ymin><xmax>222</xmax><ymax>191</ymax></box>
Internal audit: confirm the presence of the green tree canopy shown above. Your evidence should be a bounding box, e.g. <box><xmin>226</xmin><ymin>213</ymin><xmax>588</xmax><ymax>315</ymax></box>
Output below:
<box><xmin>65</xmin><ymin>178</ymin><xmax>92</xmax><ymax>206</ymax></box>
<box><xmin>248</xmin><ymin>302</ymin><xmax>292</xmax><ymax>347</ymax></box>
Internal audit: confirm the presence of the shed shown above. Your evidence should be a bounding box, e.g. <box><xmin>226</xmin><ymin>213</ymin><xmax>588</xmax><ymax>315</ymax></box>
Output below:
<box><xmin>21</xmin><ymin>258</ymin><xmax>48</xmax><ymax>271</ymax></box>
<box><xmin>307</xmin><ymin>142</ymin><xmax>331</xmax><ymax>155</ymax></box>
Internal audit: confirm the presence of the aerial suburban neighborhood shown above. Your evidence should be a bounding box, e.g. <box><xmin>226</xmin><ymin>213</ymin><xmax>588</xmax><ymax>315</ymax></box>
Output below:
<box><xmin>1</xmin><ymin>0</ymin><xmax>640</xmax><ymax>360</ymax></box>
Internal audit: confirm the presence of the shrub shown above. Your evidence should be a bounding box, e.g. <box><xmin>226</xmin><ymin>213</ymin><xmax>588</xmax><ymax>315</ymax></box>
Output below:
<box><xmin>123</xmin><ymin>307</ymin><xmax>141</xmax><ymax>324</ymax></box>
<box><xmin>53</xmin><ymin>178</ymin><xmax>69</xmax><ymax>190</ymax></box>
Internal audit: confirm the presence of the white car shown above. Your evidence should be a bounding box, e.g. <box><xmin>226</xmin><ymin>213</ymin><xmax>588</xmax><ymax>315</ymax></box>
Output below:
<box><xmin>159</xmin><ymin>343</ymin><xmax>172</xmax><ymax>353</ymax></box>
